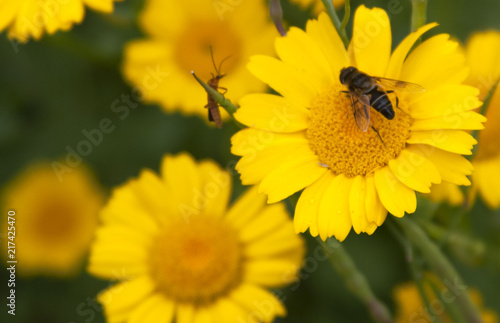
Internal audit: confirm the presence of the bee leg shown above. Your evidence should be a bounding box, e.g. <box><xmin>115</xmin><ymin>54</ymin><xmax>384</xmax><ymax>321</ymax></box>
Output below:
<box><xmin>371</xmin><ymin>125</ymin><xmax>386</xmax><ymax>146</ymax></box>
<box><xmin>341</xmin><ymin>90</ymin><xmax>350</xmax><ymax>98</ymax></box>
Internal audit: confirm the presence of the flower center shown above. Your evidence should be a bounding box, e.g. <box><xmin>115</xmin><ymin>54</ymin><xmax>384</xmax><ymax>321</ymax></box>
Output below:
<box><xmin>32</xmin><ymin>198</ymin><xmax>78</xmax><ymax>244</ymax></box>
<box><xmin>475</xmin><ymin>88</ymin><xmax>500</xmax><ymax>161</ymax></box>
<box><xmin>149</xmin><ymin>216</ymin><xmax>242</xmax><ymax>306</ymax></box>
<box><xmin>175</xmin><ymin>20</ymin><xmax>242</xmax><ymax>81</ymax></box>
<box><xmin>306</xmin><ymin>85</ymin><xmax>412</xmax><ymax>177</ymax></box>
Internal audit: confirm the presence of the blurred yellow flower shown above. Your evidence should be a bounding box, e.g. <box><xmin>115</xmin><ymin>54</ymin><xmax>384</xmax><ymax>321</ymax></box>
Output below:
<box><xmin>122</xmin><ymin>0</ymin><xmax>276</xmax><ymax>122</ymax></box>
<box><xmin>1</xmin><ymin>163</ymin><xmax>103</xmax><ymax>277</ymax></box>
<box><xmin>290</xmin><ymin>0</ymin><xmax>345</xmax><ymax>15</ymax></box>
<box><xmin>231</xmin><ymin>6</ymin><xmax>484</xmax><ymax>241</ymax></box>
<box><xmin>393</xmin><ymin>278</ymin><xmax>498</xmax><ymax>323</ymax></box>
<box><xmin>428</xmin><ymin>31</ymin><xmax>500</xmax><ymax>208</ymax></box>
<box><xmin>0</xmin><ymin>0</ymin><xmax>121</xmax><ymax>43</ymax></box>
<box><xmin>88</xmin><ymin>153</ymin><xmax>304</xmax><ymax>323</ymax></box>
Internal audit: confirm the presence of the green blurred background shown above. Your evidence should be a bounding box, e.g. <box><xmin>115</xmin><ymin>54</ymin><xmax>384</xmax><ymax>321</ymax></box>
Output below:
<box><xmin>0</xmin><ymin>0</ymin><xmax>499</xmax><ymax>322</ymax></box>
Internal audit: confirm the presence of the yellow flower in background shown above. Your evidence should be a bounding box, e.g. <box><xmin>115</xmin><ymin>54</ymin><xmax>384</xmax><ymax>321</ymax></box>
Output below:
<box><xmin>0</xmin><ymin>0</ymin><xmax>121</xmax><ymax>43</ymax></box>
<box><xmin>88</xmin><ymin>153</ymin><xmax>304</xmax><ymax>323</ymax></box>
<box><xmin>122</xmin><ymin>0</ymin><xmax>276</xmax><ymax>122</ymax></box>
<box><xmin>393</xmin><ymin>279</ymin><xmax>498</xmax><ymax>323</ymax></box>
<box><xmin>1</xmin><ymin>163</ymin><xmax>103</xmax><ymax>276</ymax></box>
<box><xmin>231</xmin><ymin>6</ymin><xmax>485</xmax><ymax>242</ymax></box>
<box><xmin>427</xmin><ymin>31</ymin><xmax>500</xmax><ymax>208</ymax></box>
<box><xmin>290</xmin><ymin>0</ymin><xmax>345</xmax><ymax>15</ymax></box>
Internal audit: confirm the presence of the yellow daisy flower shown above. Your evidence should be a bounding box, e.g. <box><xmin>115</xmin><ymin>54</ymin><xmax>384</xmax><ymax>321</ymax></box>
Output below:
<box><xmin>0</xmin><ymin>0</ymin><xmax>121</xmax><ymax>43</ymax></box>
<box><xmin>427</xmin><ymin>31</ymin><xmax>500</xmax><ymax>208</ymax></box>
<box><xmin>1</xmin><ymin>163</ymin><xmax>103</xmax><ymax>277</ymax></box>
<box><xmin>122</xmin><ymin>0</ymin><xmax>276</xmax><ymax>121</ymax></box>
<box><xmin>290</xmin><ymin>0</ymin><xmax>345</xmax><ymax>15</ymax></box>
<box><xmin>231</xmin><ymin>6</ymin><xmax>485</xmax><ymax>241</ymax></box>
<box><xmin>88</xmin><ymin>153</ymin><xmax>304</xmax><ymax>323</ymax></box>
<box><xmin>393</xmin><ymin>279</ymin><xmax>498</xmax><ymax>323</ymax></box>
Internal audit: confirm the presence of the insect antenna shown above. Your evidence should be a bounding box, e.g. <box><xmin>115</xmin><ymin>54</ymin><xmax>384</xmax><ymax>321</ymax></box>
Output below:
<box><xmin>208</xmin><ymin>45</ymin><xmax>231</xmax><ymax>76</ymax></box>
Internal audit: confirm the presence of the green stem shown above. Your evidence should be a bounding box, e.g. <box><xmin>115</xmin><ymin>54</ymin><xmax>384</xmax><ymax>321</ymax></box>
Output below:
<box><xmin>321</xmin><ymin>238</ymin><xmax>394</xmax><ymax>323</ymax></box>
<box><xmin>411</xmin><ymin>0</ymin><xmax>428</xmax><ymax>32</ymax></box>
<box><xmin>321</xmin><ymin>0</ymin><xmax>349</xmax><ymax>47</ymax></box>
<box><xmin>396</xmin><ymin>217</ymin><xmax>484</xmax><ymax>323</ymax></box>
<box><xmin>340</xmin><ymin>0</ymin><xmax>351</xmax><ymax>33</ymax></box>
<box><xmin>191</xmin><ymin>71</ymin><xmax>244</xmax><ymax>128</ymax></box>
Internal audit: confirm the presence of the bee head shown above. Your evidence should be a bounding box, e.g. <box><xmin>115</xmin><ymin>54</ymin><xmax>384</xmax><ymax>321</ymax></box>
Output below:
<box><xmin>339</xmin><ymin>66</ymin><xmax>358</xmax><ymax>85</ymax></box>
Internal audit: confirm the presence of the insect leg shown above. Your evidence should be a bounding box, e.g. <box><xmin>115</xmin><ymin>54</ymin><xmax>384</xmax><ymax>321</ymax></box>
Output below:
<box><xmin>386</xmin><ymin>90</ymin><xmax>409</xmax><ymax>115</ymax></box>
<box><xmin>371</xmin><ymin>125</ymin><xmax>386</xmax><ymax>146</ymax></box>
<box><xmin>218</xmin><ymin>87</ymin><xmax>228</xmax><ymax>95</ymax></box>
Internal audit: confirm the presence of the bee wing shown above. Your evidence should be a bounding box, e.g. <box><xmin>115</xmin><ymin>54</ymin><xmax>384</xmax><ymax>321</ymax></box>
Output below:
<box><xmin>374</xmin><ymin>77</ymin><xmax>425</xmax><ymax>93</ymax></box>
<box><xmin>350</xmin><ymin>92</ymin><xmax>371</xmax><ymax>132</ymax></box>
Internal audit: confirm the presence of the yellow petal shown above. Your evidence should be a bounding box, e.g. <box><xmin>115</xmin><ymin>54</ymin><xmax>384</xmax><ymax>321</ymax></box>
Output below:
<box><xmin>231</xmin><ymin>127</ymin><xmax>307</xmax><ymax>157</ymax></box>
<box><xmin>276</xmin><ymin>26</ymin><xmax>335</xmax><ymax>89</ymax></box>
<box><xmin>128</xmin><ymin>294</ymin><xmax>175</xmax><ymax>323</ymax></box>
<box><xmin>426</xmin><ymin>182</ymin><xmax>464</xmax><ymax>206</ymax></box>
<box><xmin>244</xmin><ymin>224</ymin><xmax>303</xmax><ymax>258</ymax></box>
<box><xmin>230</xmin><ymin>284</ymin><xmax>286</xmax><ymax>322</ymax></box>
<box><xmin>409</xmin><ymin>84</ymin><xmax>481</xmax><ymax>119</ymax></box>
<box><xmin>176</xmin><ymin>304</ymin><xmax>195</xmax><ymax>323</ymax></box>
<box><xmin>465</xmin><ymin>31</ymin><xmax>500</xmax><ymax>95</ymax></box>
<box><xmin>258</xmin><ymin>154</ymin><xmax>328</xmax><ymax>203</ymax></box>
<box><xmin>349</xmin><ymin>175</ymin><xmax>368</xmax><ymax>234</ymax></box>
<box><xmin>244</xmin><ymin>259</ymin><xmax>301</xmax><ymax>287</ymax></box>
<box><xmin>411</xmin><ymin>144</ymin><xmax>472</xmax><ymax>186</ymax></box>
<box><xmin>473</xmin><ymin>157</ymin><xmax>500</xmax><ymax>208</ymax></box>
<box><xmin>161</xmin><ymin>153</ymin><xmax>202</xmax><ymax>217</ymax></box>
<box><xmin>365</xmin><ymin>175</ymin><xmax>387</xmax><ymax>226</ymax></box>
<box><xmin>84</xmin><ymin>0</ymin><xmax>115</xmax><ymax>13</ymax></box>
<box><xmin>0</xmin><ymin>2</ymin><xmax>20</xmax><ymax>31</ymax></box>
<box><xmin>401</xmin><ymin>34</ymin><xmax>468</xmax><ymax>90</ymax></box>
<box><xmin>318</xmin><ymin>174</ymin><xmax>353</xmax><ymax>241</ymax></box>
<box><xmin>224</xmin><ymin>186</ymin><xmax>266</xmax><ymax>229</ymax></box>
<box><xmin>193</xmin><ymin>307</ymin><xmax>213</xmax><ymax>323</ymax></box>
<box><xmin>247</xmin><ymin>55</ymin><xmax>318</xmax><ymax>107</ymax></box>
<box><xmin>407</xmin><ymin>130</ymin><xmax>477</xmax><ymax>155</ymax></box>
<box><xmin>385</xmin><ymin>23</ymin><xmax>438</xmax><ymax>78</ymax></box>
<box><xmin>209</xmin><ymin>299</ymin><xmax>249</xmax><ymax>323</ymax></box>
<box><xmin>238</xmin><ymin>203</ymin><xmax>289</xmax><ymax>243</ymax></box>
<box><xmin>374</xmin><ymin>166</ymin><xmax>416</xmax><ymax>217</ymax></box>
<box><xmin>197</xmin><ymin>160</ymin><xmax>231</xmax><ymax>218</ymax></box>
<box><xmin>411</xmin><ymin>111</ymin><xmax>486</xmax><ymax>131</ymax></box>
<box><xmin>235</xmin><ymin>94</ymin><xmax>309</xmax><ymax>132</ymax></box>
<box><xmin>295</xmin><ymin>172</ymin><xmax>334</xmax><ymax>236</ymax></box>
<box><xmin>98</xmin><ymin>276</ymin><xmax>155</xmax><ymax>321</ymax></box>
<box><xmin>351</xmin><ymin>5</ymin><xmax>391</xmax><ymax>76</ymax></box>
<box><xmin>389</xmin><ymin>149</ymin><xmax>441</xmax><ymax>193</ymax></box>
<box><xmin>306</xmin><ymin>12</ymin><xmax>349</xmax><ymax>79</ymax></box>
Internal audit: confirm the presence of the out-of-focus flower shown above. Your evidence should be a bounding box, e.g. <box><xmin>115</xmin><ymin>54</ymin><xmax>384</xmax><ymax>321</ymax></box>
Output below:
<box><xmin>122</xmin><ymin>0</ymin><xmax>276</xmax><ymax>122</ymax></box>
<box><xmin>428</xmin><ymin>31</ymin><xmax>500</xmax><ymax>209</ymax></box>
<box><xmin>1</xmin><ymin>163</ymin><xmax>103</xmax><ymax>277</ymax></box>
<box><xmin>0</xmin><ymin>0</ymin><xmax>121</xmax><ymax>43</ymax></box>
<box><xmin>88</xmin><ymin>153</ymin><xmax>304</xmax><ymax>323</ymax></box>
<box><xmin>290</xmin><ymin>0</ymin><xmax>345</xmax><ymax>15</ymax></box>
<box><xmin>393</xmin><ymin>278</ymin><xmax>498</xmax><ymax>323</ymax></box>
<box><xmin>231</xmin><ymin>6</ymin><xmax>484</xmax><ymax>242</ymax></box>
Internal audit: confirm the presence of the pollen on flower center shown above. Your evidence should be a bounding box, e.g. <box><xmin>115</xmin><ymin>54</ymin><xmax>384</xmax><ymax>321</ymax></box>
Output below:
<box><xmin>306</xmin><ymin>84</ymin><xmax>412</xmax><ymax>177</ymax></box>
<box><xmin>149</xmin><ymin>215</ymin><xmax>242</xmax><ymax>305</ymax></box>
<box><xmin>175</xmin><ymin>20</ymin><xmax>242</xmax><ymax>81</ymax></box>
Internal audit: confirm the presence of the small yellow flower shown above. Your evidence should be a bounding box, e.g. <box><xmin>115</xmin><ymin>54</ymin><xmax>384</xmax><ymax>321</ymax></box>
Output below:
<box><xmin>122</xmin><ymin>0</ymin><xmax>276</xmax><ymax>121</ymax></box>
<box><xmin>1</xmin><ymin>163</ymin><xmax>103</xmax><ymax>277</ymax></box>
<box><xmin>393</xmin><ymin>278</ymin><xmax>498</xmax><ymax>323</ymax></box>
<box><xmin>0</xmin><ymin>0</ymin><xmax>121</xmax><ymax>43</ymax></box>
<box><xmin>428</xmin><ymin>31</ymin><xmax>500</xmax><ymax>208</ymax></box>
<box><xmin>231</xmin><ymin>6</ymin><xmax>485</xmax><ymax>241</ymax></box>
<box><xmin>290</xmin><ymin>0</ymin><xmax>345</xmax><ymax>15</ymax></box>
<box><xmin>88</xmin><ymin>153</ymin><xmax>304</xmax><ymax>323</ymax></box>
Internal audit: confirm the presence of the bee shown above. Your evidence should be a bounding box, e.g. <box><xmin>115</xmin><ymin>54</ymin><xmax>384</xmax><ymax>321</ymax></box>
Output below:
<box><xmin>204</xmin><ymin>47</ymin><xmax>231</xmax><ymax>129</ymax></box>
<box><xmin>339</xmin><ymin>66</ymin><xmax>424</xmax><ymax>139</ymax></box>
